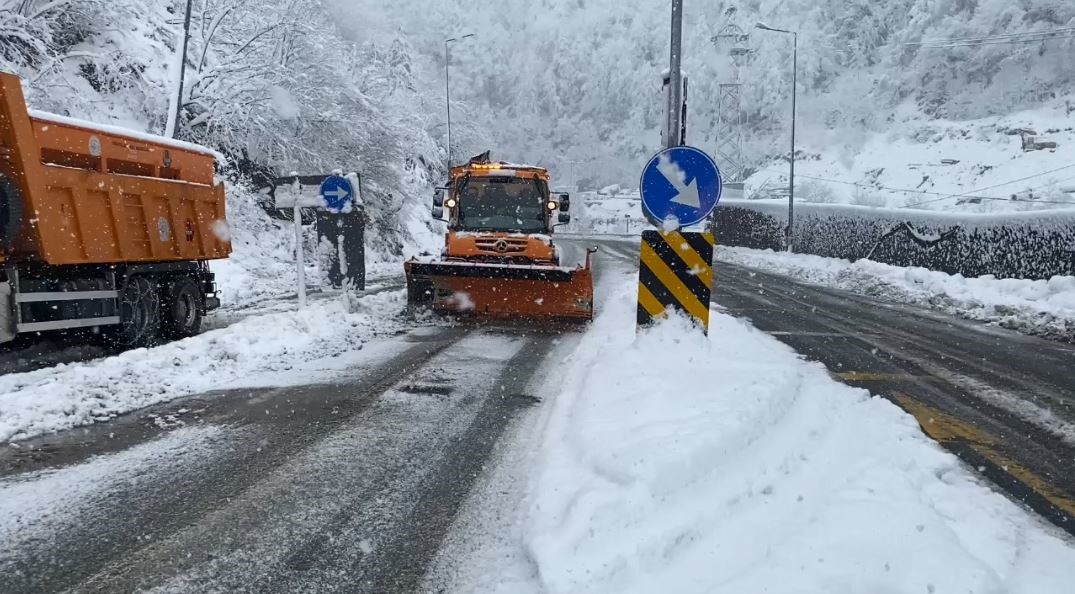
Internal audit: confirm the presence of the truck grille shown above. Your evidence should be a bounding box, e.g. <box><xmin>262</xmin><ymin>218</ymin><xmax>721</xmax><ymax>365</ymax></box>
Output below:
<box><xmin>474</xmin><ymin>237</ymin><xmax>528</xmax><ymax>254</ymax></box>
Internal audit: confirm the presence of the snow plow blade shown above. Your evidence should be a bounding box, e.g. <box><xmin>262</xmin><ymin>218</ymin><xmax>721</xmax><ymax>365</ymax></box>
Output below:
<box><xmin>405</xmin><ymin>260</ymin><xmax>594</xmax><ymax>323</ymax></box>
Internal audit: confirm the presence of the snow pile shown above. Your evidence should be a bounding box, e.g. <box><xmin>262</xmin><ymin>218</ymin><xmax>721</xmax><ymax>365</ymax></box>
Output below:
<box><xmin>718</xmin><ymin>246</ymin><xmax>1075</xmax><ymax>341</ymax></box>
<box><xmin>520</xmin><ymin>275</ymin><xmax>1075</xmax><ymax>593</ymax></box>
<box><xmin>0</xmin><ymin>289</ymin><xmax>408</xmax><ymax>443</ymax></box>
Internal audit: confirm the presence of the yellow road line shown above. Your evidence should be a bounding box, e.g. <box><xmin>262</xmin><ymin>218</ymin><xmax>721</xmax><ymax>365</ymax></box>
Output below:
<box><xmin>892</xmin><ymin>392</ymin><xmax>1075</xmax><ymax>519</ymax></box>
<box><xmin>834</xmin><ymin>371</ymin><xmax>923</xmax><ymax>382</ymax></box>
<box><xmin>640</xmin><ymin>241</ymin><xmax>709</xmax><ymax>322</ymax></box>
<box><xmin>657</xmin><ymin>231</ymin><xmax>713</xmax><ymax>287</ymax></box>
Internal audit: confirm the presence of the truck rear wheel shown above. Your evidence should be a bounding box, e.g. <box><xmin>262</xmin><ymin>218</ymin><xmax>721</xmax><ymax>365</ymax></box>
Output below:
<box><xmin>109</xmin><ymin>275</ymin><xmax>161</xmax><ymax>348</ymax></box>
<box><xmin>162</xmin><ymin>276</ymin><xmax>202</xmax><ymax>339</ymax></box>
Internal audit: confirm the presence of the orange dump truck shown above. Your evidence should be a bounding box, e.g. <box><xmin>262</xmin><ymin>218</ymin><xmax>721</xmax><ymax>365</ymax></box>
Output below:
<box><xmin>0</xmin><ymin>72</ymin><xmax>230</xmax><ymax>346</ymax></box>
<box><xmin>404</xmin><ymin>153</ymin><xmax>594</xmax><ymax>322</ymax></box>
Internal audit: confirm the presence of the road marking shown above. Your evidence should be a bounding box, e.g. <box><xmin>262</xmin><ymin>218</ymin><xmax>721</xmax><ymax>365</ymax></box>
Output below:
<box><xmin>892</xmin><ymin>392</ymin><xmax>1075</xmax><ymax>520</ymax></box>
<box><xmin>768</xmin><ymin>331</ymin><xmax>848</xmax><ymax>337</ymax></box>
<box><xmin>834</xmin><ymin>371</ymin><xmax>924</xmax><ymax>382</ymax></box>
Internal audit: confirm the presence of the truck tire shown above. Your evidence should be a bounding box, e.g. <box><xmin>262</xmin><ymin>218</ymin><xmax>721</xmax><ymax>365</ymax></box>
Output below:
<box><xmin>0</xmin><ymin>173</ymin><xmax>24</xmax><ymax>251</ymax></box>
<box><xmin>110</xmin><ymin>275</ymin><xmax>161</xmax><ymax>348</ymax></box>
<box><xmin>161</xmin><ymin>276</ymin><xmax>202</xmax><ymax>339</ymax></box>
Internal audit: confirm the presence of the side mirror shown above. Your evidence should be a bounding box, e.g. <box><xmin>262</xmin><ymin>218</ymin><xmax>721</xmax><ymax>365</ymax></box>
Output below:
<box><xmin>432</xmin><ymin>205</ymin><xmax>444</xmax><ymax>219</ymax></box>
<box><xmin>433</xmin><ymin>188</ymin><xmax>445</xmax><ymax>207</ymax></box>
<box><xmin>559</xmin><ymin>193</ymin><xmax>571</xmax><ymax>212</ymax></box>
<box><xmin>558</xmin><ymin>212</ymin><xmax>570</xmax><ymax>224</ymax></box>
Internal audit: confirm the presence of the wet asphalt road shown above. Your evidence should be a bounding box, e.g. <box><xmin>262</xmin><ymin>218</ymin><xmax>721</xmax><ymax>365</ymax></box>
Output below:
<box><xmin>4</xmin><ymin>236</ymin><xmax>1073</xmax><ymax>593</ymax></box>
<box><xmin>0</xmin><ymin>245</ymin><xmax>623</xmax><ymax>594</ymax></box>
<box><xmin>0</xmin><ymin>324</ymin><xmax>563</xmax><ymax>594</ymax></box>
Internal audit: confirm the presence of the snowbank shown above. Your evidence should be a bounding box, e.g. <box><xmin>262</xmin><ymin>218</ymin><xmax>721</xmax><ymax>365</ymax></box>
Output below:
<box><xmin>0</xmin><ymin>289</ymin><xmax>408</xmax><ymax>443</ymax></box>
<box><xmin>521</xmin><ymin>274</ymin><xmax>1075</xmax><ymax>593</ymax></box>
<box><xmin>718</xmin><ymin>246</ymin><xmax>1075</xmax><ymax>341</ymax></box>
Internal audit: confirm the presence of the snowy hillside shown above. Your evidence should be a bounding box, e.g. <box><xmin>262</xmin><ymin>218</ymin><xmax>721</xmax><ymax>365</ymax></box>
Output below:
<box><xmin>330</xmin><ymin>0</ymin><xmax>1075</xmax><ymax>212</ymax></box>
<box><xmin>749</xmin><ymin>104</ymin><xmax>1075</xmax><ymax>212</ymax></box>
<box><xmin>2</xmin><ymin>0</ymin><xmax>443</xmax><ymax>254</ymax></box>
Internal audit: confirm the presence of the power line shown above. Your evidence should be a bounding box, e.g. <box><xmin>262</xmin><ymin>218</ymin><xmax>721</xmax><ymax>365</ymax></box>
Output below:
<box><xmin>950</xmin><ymin>195</ymin><xmax>1074</xmax><ymax>206</ymax></box>
<box><xmin>797</xmin><ymin>174</ymin><xmax>1003</xmax><ymax>200</ymax></box>
<box><xmin>1025</xmin><ymin>172</ymin><xmax>1075</xmax><ymax>193</ymax></box>
<box><xmin>901</xmin><ymin>162</ymin><xmax>1075</xmax><ymax>207</ymax></box>
<box><xmin>906</xmin><ymin>27</ymin><xmax>1075</xmax><ymax>49</ymax></box>
<box><xmin>798</xmin><ymin>165</ymin><xmax>1075</xmax><ymax>207</ymax></box>
<box><xmin>919</xmin><ymin>34</ymin><xmax>1075</xmax><ymax>49</ymax></box>
<box><xmin>907</xmin><ymin>27</ymin><xmax>1075</xmax><ymax>44</ymax></box>
<box><xmin>908</xmin><ymin>27</ymin><xmax>1075</xmax><ymax>45</ymax></box>
<box><xmin>956</xmin><ymin>162</ymin><xmax>1075</xmax><ymax>194</ymax></box>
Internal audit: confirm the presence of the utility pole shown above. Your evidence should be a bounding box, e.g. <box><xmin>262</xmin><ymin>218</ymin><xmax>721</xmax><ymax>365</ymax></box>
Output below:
<box><xmin>165</xmin><ymin>0</ymin><xmax>193</xmax><ymax>139</ymax></box>
<box><xmin>444</xmin><ymin>34</ymin><xmax>474</xmax><ymax>171</ymax></box>
<box><xmin>666</xmin><ymin>0</ymin><xmax>684</xmax><ymax>149</ymax></box>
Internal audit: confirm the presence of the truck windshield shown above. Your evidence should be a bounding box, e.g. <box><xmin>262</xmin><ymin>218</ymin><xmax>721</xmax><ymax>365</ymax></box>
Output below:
<box><xmin>456</xmin><ymin>177</ymin><xmax>546</xmax><ymax>233</ymax></box>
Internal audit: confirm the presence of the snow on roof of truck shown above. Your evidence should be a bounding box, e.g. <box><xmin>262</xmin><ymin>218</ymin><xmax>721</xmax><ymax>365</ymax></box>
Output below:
<box><xmin>29</xmin><ymin>109</ymin><xmax>225</xmax><ymax>161</ymax></box>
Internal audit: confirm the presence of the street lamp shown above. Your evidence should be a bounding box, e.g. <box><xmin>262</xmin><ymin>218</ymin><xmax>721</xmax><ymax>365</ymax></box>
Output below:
<box><xmin>756</xmin><ymin>22</ymin><xmax>798</xmax><ymax>252</ymax></box>
<box><xmin>444</xmin><ymin>33</ymin><xmax>475</xmax><ymax>171</ymax></box>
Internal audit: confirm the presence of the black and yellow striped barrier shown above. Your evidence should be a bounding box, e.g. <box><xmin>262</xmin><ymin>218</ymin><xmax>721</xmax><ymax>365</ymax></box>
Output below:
<box><xmin>637</xmin><ymin>229</ymin><xmax>715</xmax><ymax>332</ymax></box>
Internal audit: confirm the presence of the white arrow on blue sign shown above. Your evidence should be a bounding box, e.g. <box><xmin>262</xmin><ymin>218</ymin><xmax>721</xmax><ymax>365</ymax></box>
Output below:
<box><xmin>319</xmin><ymin>175</ymin><xmax>354</xmax><ymax>213</ymax></box>
<box><xmin>639</xmin><ymin>146</ymin><xmax>722</xmax><ymax>228</ymax></box>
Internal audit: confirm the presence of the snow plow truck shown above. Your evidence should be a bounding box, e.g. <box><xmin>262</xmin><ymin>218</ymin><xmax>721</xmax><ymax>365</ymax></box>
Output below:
<box><xmin>0</xmin><ymin>71</ymin><xmax>229</xmax><ymax>347</ymax></box>
<box><xmin>405</xmin><ymin>153</ymin><xmax>594</xmax><ymax>322</ymax></box>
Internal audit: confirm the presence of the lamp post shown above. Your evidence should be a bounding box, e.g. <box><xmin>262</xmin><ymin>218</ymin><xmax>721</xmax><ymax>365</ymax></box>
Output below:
<box><xmin>444</xmin><ymin>33</ymin><xmax>475</xmax><ymax>170</ymax></box>
<box><xmin>756</xmin><ymin>22</ymin><xmax>798</xmax><ymax>252</ymax></box>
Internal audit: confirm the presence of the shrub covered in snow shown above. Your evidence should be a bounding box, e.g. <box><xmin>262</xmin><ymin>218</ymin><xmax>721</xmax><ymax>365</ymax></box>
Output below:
<box><xmin>714</xmin><ymin>200</ymin><xmax>1075</xmax><ymax>280</ymax></box>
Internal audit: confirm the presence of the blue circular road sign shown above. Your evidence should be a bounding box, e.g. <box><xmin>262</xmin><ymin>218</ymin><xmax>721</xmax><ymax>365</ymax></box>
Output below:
<box><xmin>639</xmin><ymin>146</ymin><xmax>722</xmax><ymax>228</ymax></box>
<box><xmin>319</xmin><ymin>175</ymin><xmax>355</xmax><ymax>212</ymax></box>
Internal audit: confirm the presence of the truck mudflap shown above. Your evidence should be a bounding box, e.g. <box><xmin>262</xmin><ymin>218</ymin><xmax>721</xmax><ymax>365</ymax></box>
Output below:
<box><xmin>405</xmin><ymin>259</ymin><xmax>594</xmax><ymax>322</ymax></box>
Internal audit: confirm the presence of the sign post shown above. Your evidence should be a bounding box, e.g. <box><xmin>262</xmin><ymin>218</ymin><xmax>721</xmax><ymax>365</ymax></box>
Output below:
<box><xmin>274</xmin><ymin>173</ymin><xmax>363</xmax><ymax>309</ymax></box>
<box><xmin>637</xmin><ymin>145</ymin><xmax>722</xmax><ymax>332</ymax></box>
<box><xmin>291</xmin><ymin>176</ymin><xmax>306</xmax><ymax>308</ymax></box>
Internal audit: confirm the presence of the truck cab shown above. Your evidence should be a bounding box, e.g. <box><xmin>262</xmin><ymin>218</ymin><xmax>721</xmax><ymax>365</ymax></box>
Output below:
<box><xmin>434</xmin><ymin>161</ymin><xmax>570</xmax><ymax>265</ymax></box>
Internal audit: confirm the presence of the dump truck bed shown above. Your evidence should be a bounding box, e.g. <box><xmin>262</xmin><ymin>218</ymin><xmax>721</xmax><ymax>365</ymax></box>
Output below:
<box><xmin>0</xmin><ymin>72</ymin><xmax>229</xmax><ymax>267</ymax></box>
